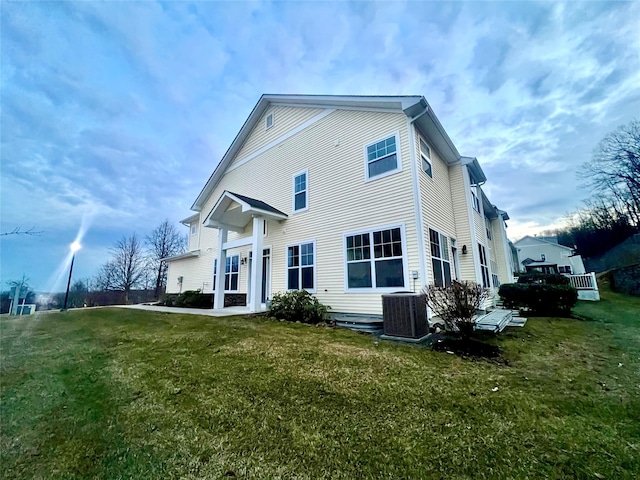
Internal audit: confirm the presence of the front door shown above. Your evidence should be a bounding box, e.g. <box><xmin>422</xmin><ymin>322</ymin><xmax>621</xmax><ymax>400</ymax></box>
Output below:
<box><xmin>247</xmin><ymin>248</ymin><xmax>271</xmax><ymax>305</ymax></box>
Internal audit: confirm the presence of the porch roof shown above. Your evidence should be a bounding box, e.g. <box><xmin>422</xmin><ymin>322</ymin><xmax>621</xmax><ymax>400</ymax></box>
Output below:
<box><xmin>203</xmin><ymin>191</ymin><xmax>288</xmax><ymax>232</ymax></box>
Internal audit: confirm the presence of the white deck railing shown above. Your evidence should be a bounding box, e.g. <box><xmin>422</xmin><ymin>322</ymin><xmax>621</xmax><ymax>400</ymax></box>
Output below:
<box><xmin>568</xmin><ymin>272</ymin><xmax>598</xmax><ymax>291</ymax></box>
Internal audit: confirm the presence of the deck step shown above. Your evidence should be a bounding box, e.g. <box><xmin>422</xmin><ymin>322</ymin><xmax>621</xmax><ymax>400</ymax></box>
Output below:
<box><xmin>474</xmin><ymin>309</ymin><xmax>512</xmax><ymax>333</ymax></box>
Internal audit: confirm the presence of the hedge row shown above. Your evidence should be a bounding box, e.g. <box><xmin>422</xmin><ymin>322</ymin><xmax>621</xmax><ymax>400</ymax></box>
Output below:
<box><xmin>498</xmin><ymin>283</ymin><xmax>578</xmax><ymax>315</ymax></box>
<box><xmin>517</xmin><ymin>272</ymin><xmax>570</xmax><ymax>285</ymax></box>
<box><xmin>162</xmin><ymin>290</ymin><xmax>214</xmax><ymax>309</ymax></box>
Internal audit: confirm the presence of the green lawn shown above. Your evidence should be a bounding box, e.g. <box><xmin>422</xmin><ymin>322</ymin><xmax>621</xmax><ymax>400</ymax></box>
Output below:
<box><xmin>1</xmin><ymin>288</ymin><xmax>639</xmax><ymax>479</ymax></box>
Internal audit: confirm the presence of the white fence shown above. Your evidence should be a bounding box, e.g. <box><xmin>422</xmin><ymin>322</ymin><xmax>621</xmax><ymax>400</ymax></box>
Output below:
<box><xmin>569</xmin><ymin>272</ymin><xmax>600</xmax><ymax>301</ymax></box>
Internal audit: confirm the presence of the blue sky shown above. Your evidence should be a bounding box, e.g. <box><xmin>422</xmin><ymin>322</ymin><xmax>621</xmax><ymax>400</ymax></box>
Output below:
<box><xmin>1</xmin><ymin>1</ymin><xmax>639</xmax><ymax>292</ymax></box>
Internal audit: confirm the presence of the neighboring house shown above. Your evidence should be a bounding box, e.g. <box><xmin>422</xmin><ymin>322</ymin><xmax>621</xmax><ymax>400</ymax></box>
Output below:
<box><xmin>514</xmin><ymin>236</ymin><xmax>586</xmax><ymax>275</ymax></box>
<box><xmin>165</xmin><ymin>94</ymin><xmax>516</xmax><ymax>318</ymax></box>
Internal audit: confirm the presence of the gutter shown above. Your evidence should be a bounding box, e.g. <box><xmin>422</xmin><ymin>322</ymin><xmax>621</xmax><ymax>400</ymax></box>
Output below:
<box><xmin>406</xmin><ymin>99</ymin><xmax>430</xmax><ymax>296</ymax></box>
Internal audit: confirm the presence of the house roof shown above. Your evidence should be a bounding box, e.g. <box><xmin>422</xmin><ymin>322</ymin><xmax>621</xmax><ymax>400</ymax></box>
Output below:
<box><xmin>226</xmin><ymin>191</ymin><xmax>287</xmax><ymax>217</ymax></box>
<box><xmin>514</xmin><ymin>235</ymin><xmax>573</xmax><ymax>251</ymax></box>
<box><xmin>190</xmin><ymin>94</ymin><xmax>472</xmax><ymax>211</ymax></box>
<box><xmin>180</xmin><ymin>213</ymin><xmax>199</xmax><ymax>225</ymax></box>
<box><xmin>461</xmin><ymin>156</ymin><xmax>487</xmax><ymax>185</ymax></box>
<box><xmin>162</xmin><ymin>250</ymin><xmax>200</xmax><ymax>262</ymax></box>
<box><xmin>203</xmin><ymin>191</ymin><xmax>288</xmax><ymax>232</ymax></box>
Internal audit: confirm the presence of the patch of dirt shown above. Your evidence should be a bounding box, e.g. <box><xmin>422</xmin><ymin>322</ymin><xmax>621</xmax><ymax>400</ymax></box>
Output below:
<box><xmin>429</xmin><ymin>334</ymin><xmax>501</xmax><ymax>360</ymax></box>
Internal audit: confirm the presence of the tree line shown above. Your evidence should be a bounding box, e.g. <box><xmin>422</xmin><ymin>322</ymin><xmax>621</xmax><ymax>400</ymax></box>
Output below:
<box><xmin>94</xmin><ymin>220</ymin><xmax>187</xmax><ymax>303</ymax></box>
<box><xmin>1</xmin><ymin>220</ymin><xmax>187</xmax><ymax>313</ymax></box>
<box><xmin>550</xmin><ymin>119</ymin><xmax>639</xmax><ymax>259</ymax></box>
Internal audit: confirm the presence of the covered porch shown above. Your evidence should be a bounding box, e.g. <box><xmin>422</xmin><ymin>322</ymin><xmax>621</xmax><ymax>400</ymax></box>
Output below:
<box><xmin>204</xmin><ymin>191</ymin><xmax>288</xmax><ymax>312</ymax></box>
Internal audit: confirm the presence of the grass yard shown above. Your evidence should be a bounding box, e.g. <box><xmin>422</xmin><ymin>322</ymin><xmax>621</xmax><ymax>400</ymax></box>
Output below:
<box><xmin>1</xmin><ymin>286</ymin><xmax>639</xmax><ymax>479</ymax></box>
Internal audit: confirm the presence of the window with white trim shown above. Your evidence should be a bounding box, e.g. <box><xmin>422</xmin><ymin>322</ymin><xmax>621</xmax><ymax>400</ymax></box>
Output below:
<box><xmin>293</xmin><ymin>171</ymin><xmax>308</xmax><ymax>212</ymax></box>
<box><xmin>478</xmin><ymin>244</ymin><xmax>490</xmax><ymax>288</ymax></box>
<box><xmin>429</xmin><ymin>228</ymin><xmax>451</xmax><ymax>287</ymax></box>
<box><xmin>471</xmin><ymin>189</ymin><xmax>480</xmax><ymax>213</ymax></box>
<box><xmin>365</xmin><ymin>134</ymin><xmax>399</xmax><ymax>180</ymax></box>
<box><xmin>346</xmin><ymin>227</ymin><xmax>405</xmax><ymax>289</ymax></box>
<box><xmin>558</xmin><ymin>265</ymin><xmax>572</xmax><ymax>274</ymax></box>
<box><xmin>420</xmin><ymin>138</ymin><xmax>433</xmax><ymax>178</ymax></box>
<box><xmin>490</xmin><ymin>260</ymin><xmax>500</xmax><ymax>287</ymax></box>
<box><xmin>265</xmin><ymin>112</ymin><xmax>274</xmax><ymax>130</ymax></box>
<box><xmin>191</xmin><ymin>224</ymin><xmax>197</xmax><ymax>236</ymax></box>
<box><xmin>541</xmin><ymin>254</ymin><xmax>546</xmax><ymax>261</ymax></box>
<box><xmin>213</xmin><ymin>255</ymin><xmax>239</xmax><ymax>292</ymax></box>
<box><xmin>486</xmin><ymin>225</ymin><xmax>492</xmax><ymax>241</ymax></box>
<box><xmin>287</xmin><ymin>242</ymin><xmax>315</xmax><ymax>291</ymax></box>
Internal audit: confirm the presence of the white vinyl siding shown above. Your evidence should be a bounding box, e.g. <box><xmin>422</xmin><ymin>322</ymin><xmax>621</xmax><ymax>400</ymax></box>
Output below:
<box><xmin>232</xmin><ymin>106</ymin><xmax>324</xmax><ymax>165</ymax></box>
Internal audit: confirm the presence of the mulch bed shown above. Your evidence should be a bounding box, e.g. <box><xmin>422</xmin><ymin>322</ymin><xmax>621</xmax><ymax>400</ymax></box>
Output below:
<box><xmin>428</xmin><ymin>333</ymin><xmax>501</xmax><ymax>359</ymax></box>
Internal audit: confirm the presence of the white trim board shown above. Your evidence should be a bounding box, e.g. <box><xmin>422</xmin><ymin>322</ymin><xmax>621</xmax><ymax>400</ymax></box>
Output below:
<box><xmin>226</xmin><ymin>109</ymin><xmax>336</xmax><ymax>174</ymax></box>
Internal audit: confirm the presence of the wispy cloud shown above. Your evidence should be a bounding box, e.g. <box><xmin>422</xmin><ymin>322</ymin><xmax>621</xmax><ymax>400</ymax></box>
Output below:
<box><xmin>1</xmin><ymin>0</ymin><xmax>639</xmax><ymax>288</ymax></box>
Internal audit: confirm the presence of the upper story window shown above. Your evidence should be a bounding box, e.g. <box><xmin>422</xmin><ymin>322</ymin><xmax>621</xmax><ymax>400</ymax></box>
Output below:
<box><xmin>419</xmin><ymin>138</ymin><xmax>433</xmax><ymax>178</ymax></box>
<box><xmin>287</xmin><ymin>241</ymin><xmax>315</xmax><ymax>291</ymax></box>
<box><xmin>265</xmin><ymin>112</ymin><xmax>274</xmax><ymax>130</ymax></box>
<box><xmin>429</xmin><ymin>229</ymin><xmax>451</xmax><ymax>287</ymax></box>
<box><xmin>486</xmin><ymin>226</ymin><xmax>492</xmax><ymax>241</ymax></box>
<box><xmin>558</xmin><ymin>265</ymin><xmax>572</xmax><ymax>274</ymax></box>
<box><xmin>365</xmin><ymin>134</ymin><xmax>401</xmax><ymax>181</ymax></box>
<box><xmin>345</xmin><ymin>226</ymin><xmax>405</xmax><ymax>290</ymax></box>
<box><xmin>471</xmin><ymin>189</ymin><xmax>481</xmax><ymax>213</ymax></box>
<box><xmin>191</xmin><ymin>224</ymin><xmax>197</xmax><ymax>236</ymax></box>
<box><xmin>293</xmin><ymin>170</ymin><xmax>308</xmax><ymax>212</ymax></box>
<box><xmin>541</xmin><ymin>254</ymin><xmax>546</xmax><ymax>261</ymax></box>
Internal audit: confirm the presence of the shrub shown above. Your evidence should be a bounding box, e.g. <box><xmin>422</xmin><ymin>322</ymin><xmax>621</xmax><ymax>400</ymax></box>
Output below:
<box><xmin>269</xmin><ymin>290</ymin><xmax>330</xmax><ymax>324</ymax></box>
<box><xmin>499</xmin><ymin>283</ymin><xmax>578</xmax><ymax>315</ymax></box>
<box><xmin>517</xmin><ymin>272</ymin><xmax>570</xmax><ymax>285</ymax></box>
<box><xmin>421</xmin><ymin>281</ymin><xmax>489</xmax><ymax>338</ymax></box>
<box><xmin>161</xmin><ymin>290</ymin><xmax>214</xmax><ymax>309</ymax></box>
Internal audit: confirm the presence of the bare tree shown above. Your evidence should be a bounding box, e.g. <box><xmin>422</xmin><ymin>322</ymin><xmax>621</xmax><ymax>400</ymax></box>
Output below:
<box><xmin>109</xmin><ymin>234</ymin><xmax>146</xmax><ymax>304</ymax></box>
<box><xmin>1</xmin><ymin>226</ymin><xmax>43</xmax><ymax>236</ymax></box>
<box><xmin>145</xmin><ymin>220</ymin><xmax>187</xmax><ymax>298</ymax></box>
<box><xmin>422</xmin><ymin>281</ymin><xmax>489</xmax><ymax>339</ymax></box>
<box><xmin>94</xmin><ymin>260</ymin><xmax>117</xmax><ymax>291</ymax></box>
<box><xmin>579</xmin><ymin>119</ymin><xmax>640</xmax><ymax>225</ymax></box>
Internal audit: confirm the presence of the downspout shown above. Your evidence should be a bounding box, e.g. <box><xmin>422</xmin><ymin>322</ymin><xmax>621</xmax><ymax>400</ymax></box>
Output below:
<box><xmin>406</xmin><ymin>101</ymin><xmax>429</xmax><ymax>295</ymax></box>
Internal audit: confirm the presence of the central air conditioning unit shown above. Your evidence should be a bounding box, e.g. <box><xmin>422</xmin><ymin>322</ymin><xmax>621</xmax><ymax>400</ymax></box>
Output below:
<box><xmin>381</xmin><ymin>292</ymin><xmax>429</xmax><ymax>342</ymax></box>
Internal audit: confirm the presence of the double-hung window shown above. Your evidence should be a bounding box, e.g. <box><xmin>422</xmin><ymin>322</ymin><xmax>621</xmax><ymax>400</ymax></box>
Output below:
<box><xmin>420</xmin><ymin>138</ymin><xmax>433</xmax><ymax>178</ymax></box>
<box><xmin>490</xmin><ymin>260</ymin><xmax>500</xmax><ymax>287</ymax></box>
<box><xmin>287</xmin><ymin>242</ymin><xmax>315</xmax><ymax>291</ymax></box>
<box><xmin>558</xmin><ymin>265</ymin><xmax>572</xmax><ymax>274</ymax></box>
<box><xmin>429</xmin><ymin>229</ymin><xmax>452</xmax><ymax>287</ymax></box>
<box><xmin>345</xmin><ymin>226</ymin><xmax>405</xmax><ymax>290</ymax></box>
<box><xmin>213</xmin><ymin>255</ymin><xmax>239</xmax><ymax>292</ymax></box>
<box><xmin>293</xmin><ymin>171</ymin><xmax>308</xmax><ymax>212</ymax></box>
<box><xmin>471</xmin><ymin>189</ymin><xmax>481</xmax><ymax>213</ymax></box>
<box><xmin>478</xmin><ymin>244</ymin><xmax>490</xmax><ymax>288</ymax></box>
<box><xmin>365</xmin><ymin>134</ymin><xmax>400</xmax><ymax>180</ymax></box>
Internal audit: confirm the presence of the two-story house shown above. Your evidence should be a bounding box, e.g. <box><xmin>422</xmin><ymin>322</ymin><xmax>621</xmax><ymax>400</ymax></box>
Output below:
<box><xmin>514</xmin><ymin>236</ymin><xmax>586</xmax><ymax>275</ymax></box>
<box><xmin>165</xmin><ymin>94</ymin><xmax>516</xmax><ymax>318</ymax></box>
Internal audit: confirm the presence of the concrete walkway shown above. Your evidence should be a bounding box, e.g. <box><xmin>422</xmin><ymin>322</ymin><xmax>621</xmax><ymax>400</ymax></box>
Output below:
<box><xmin>114</xmin><ymin>304</ymin><xmax>264</xmax><ymax>317</ymax></box>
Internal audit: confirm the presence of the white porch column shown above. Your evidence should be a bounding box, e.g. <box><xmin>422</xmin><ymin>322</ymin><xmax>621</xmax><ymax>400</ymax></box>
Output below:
<box><xmin>249</xmin><ymin>216</ymin><xmax>264</xmax><ymax>313</ymax></box>
<box><xmin>213</xmin><ymin>227</ymin><xmax>228</xmax><ymax>309</ymax></box>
